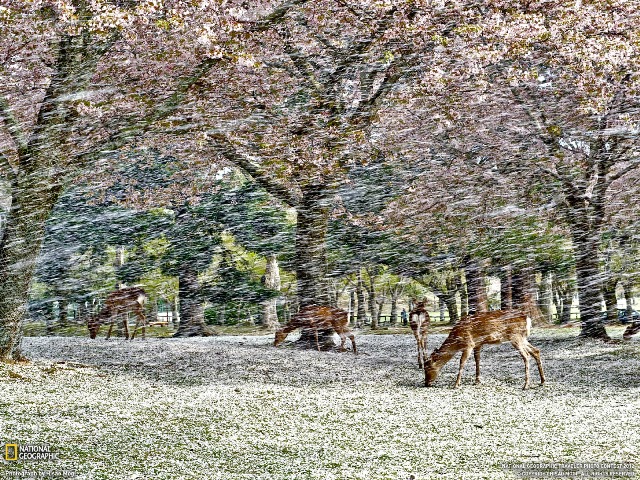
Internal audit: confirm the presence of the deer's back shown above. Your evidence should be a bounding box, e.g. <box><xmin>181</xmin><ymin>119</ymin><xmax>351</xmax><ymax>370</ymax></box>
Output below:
<box><xmin>293</xmin><ymin>305</ymin><xmax>348</xmax><ymax>328</ymax></box>
<box><xmin>105</xmin><ymin>287</ymin><xmax>147</xmax><ymax>310</ymax></box>
<box><xmin>448</xmin><ymin>310</ymin><xmax>529</xmax><ymax>346</ymax></box>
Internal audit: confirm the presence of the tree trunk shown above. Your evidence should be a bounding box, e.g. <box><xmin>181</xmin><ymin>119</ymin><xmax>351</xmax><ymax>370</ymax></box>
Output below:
<box><xmin>171</xmin><ymin>297</ymin><xmax>180</xmax><ymax>328</ymax></box>
<box><xmin>443</xmin><ymin>292</ymin><xmax>459</xmax><ymax>325</ymax></box>
<box><xmin>622</xmin><ymin>281</ymin><xmax>634</xmax><ymax>321</ymax></box>
<box><xmin>283</xmin><ymin>299</ymin><xmax>292</xmax><ymax>323</ymax></box>
<box><xmin>0</xmin><ymin>32</ymin><xmax>120</xmax><ymax>360</ymax></box>
<box><xmin>349</xmin><ymin>290</ymin><xmax>356</xmax><ymax>326</ymax></box>
<box><xmin>356</xmin><ymin>270</ymin><xmax>367</xmax><ymax>326</ymax></box>
<box><xmin>512</xmin><ymin>270</ymin><xmax>525</xmax><ymax>309</ymax></box>
<box><xmin>554</xmin><ymin>284</ymin><xmax>574</xmax><ymax>324</ymax></box>
<box><xmin>295</xmin><ymin>184</ymin><xmax>334</xmax><ymax>349</ymax></box>
<box><xmin>390</xmin><ymin>295</ymin><xmax>398</xmax><ymax>325</ymax></box>
<box><xmin>573</xmin><ymin>235</ymin><xmax>609</xmax><ymax>339</ymax></box>
<box><xmin>375</xmin><ymin>297</ymin><xmax>385</xmax><ymax>326</ymax></box>
<box><xmin>0</xmin><ymin>173</ymin><xmax>63</xmax><ymax>361</ymax></box>
<box><xmin>295</xmin><ymin>185</ymin><xmax>330</xmax><ymax>307</ymax></box>
<box><xmin>367</xmin><ymin>282</ymin><xmax>378</xmax><ymax>330</ymax></box>
<box><xmin>464</xmin><ymin>258</ymin><xmax>487</xmax><ymax>315</ymax></box>
<box><xmin>513</xmin><ymin>268</ymin><xmax>546</xmax><ymax>325</ymax></box>
<box><xmin>602</xmin><ymin>278</ymin><xmax>618</xmax><ymax>325</ymax></box>
<box><xmin>460</xmin><ymin>281</ymin><xmax>469</xmax><ymax>318</ymax></box>
<box><xmin>500</xmin><ymin>266</ymin><xmax>513</xmax><ymax>310</ymax></box>
<box><xmin>243</xmin><ymin>304</ymin><xmax>254</xmax><ymax>325</ymax></box>
<box><xmin>76</xmin><ymin>301</ymin><xmax>88</xmax><ymax>327</ymax></box>
<box><xmin>58</xmin><ymin>298</ymin><xmax>69</xmax><ymax>327</ymax></box>
<box><xmin>261</xmin><ymin>254</ymin><xmax>281</xmax><ymax>330</ymax></box>
<box><xmin>174</xmin><ymin>267</ymin><xmax>213</xmax><ymax>337</ymax></box>
<box><xmin>537</xmin><ymin>271</ymin><xmax>553</xmax><ymax>323</ymax></box>
<box><xmin>44</xmin><ymin>301</ymin><xmax>56</xmax><ymax>336</ymax></box>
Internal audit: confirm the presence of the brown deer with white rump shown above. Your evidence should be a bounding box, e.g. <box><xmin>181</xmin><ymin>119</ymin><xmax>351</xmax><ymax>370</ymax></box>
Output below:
<box><xmin>87</xmin><ymin>287</ymin><xmax>148</xmax><ymax>340</ymax></box>
<box><xmin>424</xmin><ymin>310</ymin><xmax>545</xmax><ymax>389</ymax></box>
<box><xmin>274</xmin><ymin>305</ymin><xmax>357</xmax><ymax>353</ymax></box>
<box><xmin>409</xmin><ymin>300</ymin><xmax>430</xmax><ymax>368</ymax></box>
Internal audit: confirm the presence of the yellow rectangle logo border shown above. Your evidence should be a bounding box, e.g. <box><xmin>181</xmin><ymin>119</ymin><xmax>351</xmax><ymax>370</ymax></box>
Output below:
<box><xmin>5</xmin><ymin>443</ymin><xmax>18</xmax><ymax>461</ymax></box>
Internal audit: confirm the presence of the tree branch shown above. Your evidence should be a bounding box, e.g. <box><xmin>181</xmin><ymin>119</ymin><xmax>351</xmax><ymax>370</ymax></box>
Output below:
<box><xmin>241</xmin><ymin>0</ymin><xmax>311</xmax><ymax>31</ymax></box>
<box><xmin>0</xmin><ymin>152</ymin><xmax>17</xmax><ymax>182</ymax></box>
<box><xmin>537</xmin><ymin>166</ymin><xmax>582</xmax><ymax>196</ymax></box>
<box><xmin>606</xmin><ymin>157</ymin><xmax>640</xmax><ymax>185</ymax></box>
<box><xmin>209</xmin><ymin>132</ymin><xmax>300</xmax><ymax>207</ymax></box>
<box><xmin>0</xmin><ymin>97</ymin><xmax>28</xmax><ymax>160</ymax></box>
<box><xmin>75</xmin><ymin>56</ymin><xmax>221</xmax><ymax>165</ymax></box>
<box><xmin>280</xmin><ymin>33</ymin><xmax>324</xmax><ymax>96</ymax></box>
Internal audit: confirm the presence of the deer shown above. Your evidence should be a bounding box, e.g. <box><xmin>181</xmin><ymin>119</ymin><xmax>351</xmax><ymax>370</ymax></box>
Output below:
<box><xmin>409</xmin><ymin>300</ymin><xmax>430</xmax><ymax>368</ymax></box>
<box><xmin>424</xmin><ymin>310</ymin><xmax>545</xmax><ymax>390</ymax></box>
<box><xmin>623</xmin><ymin>321</ymin><xmax>640</xmax><ymax>340</ymax></box>
<box><xmin>87</xmin><ymin>287</ymin><xmax>148</xmax><ymax>340</ymax></box>
<box><xmin>274</xmin><ymin>305</ymin><xmax>357</xmax><ymax>353</ymax></box>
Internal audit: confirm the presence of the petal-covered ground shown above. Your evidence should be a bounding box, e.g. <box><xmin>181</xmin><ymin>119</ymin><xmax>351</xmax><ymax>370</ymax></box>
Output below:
<box><xmin>1</xmin><ymin>328</ymin><xmax>639</xmax><ymax>479</ymax></box>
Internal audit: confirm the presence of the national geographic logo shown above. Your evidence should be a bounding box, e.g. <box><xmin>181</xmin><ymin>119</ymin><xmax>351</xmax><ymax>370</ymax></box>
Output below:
<box><xmin>5</xmin><ymin>444</ymin><xmax>17</xmax><ymax>461</ymax></box>
<box><xmin>4</xmin><ymin>443</ymin><xmax>58</xmax><ymax>461</ymax></box>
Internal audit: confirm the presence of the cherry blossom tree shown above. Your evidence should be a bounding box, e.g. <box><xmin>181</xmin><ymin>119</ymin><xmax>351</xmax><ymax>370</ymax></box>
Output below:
<box><xmin>0</xmin><ymin>0</ymin><xmax>302</xmax><ymax>359</ymax></box>
<box><xmin>383</xmin><ymin>0</ymin><xmax>640</xmax><ymax>338</ymax></box>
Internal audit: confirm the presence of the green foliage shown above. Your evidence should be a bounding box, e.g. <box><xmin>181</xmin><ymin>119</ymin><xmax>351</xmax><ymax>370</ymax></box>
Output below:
<box><xmin>471</xmin><ymin>218</ymin><xmax>574</xmax><ymax>275</ymax></box>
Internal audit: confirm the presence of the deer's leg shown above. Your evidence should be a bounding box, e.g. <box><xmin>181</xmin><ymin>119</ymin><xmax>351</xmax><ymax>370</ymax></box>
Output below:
<box><xmin>348</xmin><ymin>333</ymin><xmax>357</xmax><ymax>354</ymax></box>
<box><xmin>106</xmin><ymin>321</ymin><xmax>114</xmax><ymax>340</ymax></box>
<box><xmin>314</xmin><ymin>328</ymin><xmax>320</xmax><ymax>352</ymax></box>
<box><xmin>513</xmin><ymin>340</ymin><xmax>530</xmax><ymax>390</ymax></box>
<box><xmin>413</xmin><ymin>332</ymin><xmax>423</xmax><ymax>368</ymax></box>
<box><xmin>421</xmin><ymin>334</ymin><xmax>428</xmax><ymax>365</ymax></box>
<box><xmin>141</xmin><ymin>312</ymin><xmax>146</xmax><ymax>340</ymax></box>
<box><xmin>473</xmin><ymin>345</ymin><xmax>482</xmax><ymax>385</ymax></box>
<box><xmin>337</xmin><ymin>330</ymin><xmax>347</xmax><ymax>352</ymax></box>
<box><xmin>526</xmin><ymin>342</ymin><xmax>545</xmax><ymax>385</ymax></box>
<box><xmin>455</xmin><ymin>348</ymin><xmax>472</xmax><ymax>388</ymax></box>
<box><xmin>122</xmin><ymin>315</ymin><xmax>130</xmax><ymax>340</ymax></box>
<box><xmin>131</xmin><ymin>315</ymin><xmax>140</xmax><ymax>340</ymax></box>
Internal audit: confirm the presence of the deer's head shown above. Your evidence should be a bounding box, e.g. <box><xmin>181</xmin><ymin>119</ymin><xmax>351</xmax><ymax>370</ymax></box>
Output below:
<box><xmin>274</xmin><ymin>329</ymin><xmax>287</xmax><ymax>346</ymax></box>
<box><xmin>424</xmin><ymin>357</ymin><xmax>438</xmax><ymax>387</ymax></box>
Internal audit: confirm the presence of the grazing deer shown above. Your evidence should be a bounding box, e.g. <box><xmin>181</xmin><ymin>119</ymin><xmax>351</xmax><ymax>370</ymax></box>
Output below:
<box><xmin>409</xmin><ymin>300</ymin><xmax>430</xmax><ymax>368</ymax></box>
<box><xmin>623</xmin><ymin>321</ymin><xmax>640</xmax><ymax>340</ymax></box>
<box><xmin>87</xmin><ymin>287</ymin><xmax>148</xmax><ymax>340</ymax></box>
<box><xmin>274</xmin><ymin>305</ymin><xmax>357</xmax><ymax>353</ymax></box>
<box><xmin>424</xmin><ymin>310</ymin><xmax>545</xmax><ymax>389</ymax></box>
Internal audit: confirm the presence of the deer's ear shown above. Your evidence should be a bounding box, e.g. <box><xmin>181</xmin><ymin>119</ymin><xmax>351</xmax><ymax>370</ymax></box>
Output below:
<box><xmin>410</xmin><ymin>297</ymin><xmax>416</xmax><ymax>303</ymax></box>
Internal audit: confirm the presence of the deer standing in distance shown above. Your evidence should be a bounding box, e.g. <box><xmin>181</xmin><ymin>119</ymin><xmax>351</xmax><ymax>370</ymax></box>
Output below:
<box><xmin>424</xmin><ymin>310</ymin><xmax>545</xmax><ymax>389</ymax></box>
<box><xmin>409</xmin><ymin>300</ymin><xmax>430</xmax><ymax>368</ymax></box>
<box><xmin>87</xmin><ymin>287</ymin><xmax>148</xmax><ymax>340</ymax></box>
<box><xmin>274</xmin><ymin>305</ymin><xmax>357</xmax><ymax>354</ymax></box>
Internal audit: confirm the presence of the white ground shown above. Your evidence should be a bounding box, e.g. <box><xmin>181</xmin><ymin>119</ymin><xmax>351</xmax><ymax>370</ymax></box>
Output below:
<box><xmin>1</xmin><ymin>328</ymin><xmax>639</xmax><ymax>479</ymax></box>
